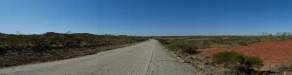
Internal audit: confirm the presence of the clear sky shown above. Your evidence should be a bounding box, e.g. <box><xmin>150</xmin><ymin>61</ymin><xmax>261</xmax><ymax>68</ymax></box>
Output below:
<box><xmin>1</xmin><ymin>0</ymin><xmax>292</xmax><ymax>36</ymax></box>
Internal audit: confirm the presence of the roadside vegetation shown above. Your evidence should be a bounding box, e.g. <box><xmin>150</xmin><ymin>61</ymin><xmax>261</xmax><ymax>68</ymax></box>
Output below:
<box><xmin>158</xmin><ymin>32</ymin><xmax>292</xmax><ymax>56</ymax></box>
<box><xmin>157</xmin><ymin>32</ymin><xmax>292</xmax><ymax>75</ymax></box>
<box><xmin>0</xmin><ymin>32</ymin><xmax>147</xmax><ymax>68</ymax></box>
<box><xmin>213</xmin><ymin>51</ymin><xmax>263</xmax><ymax>74</ymax></box>
<box><xmin>158</xmin><ymin>36</ymin><xmax>260</xmax><ymax>56</ymax></box>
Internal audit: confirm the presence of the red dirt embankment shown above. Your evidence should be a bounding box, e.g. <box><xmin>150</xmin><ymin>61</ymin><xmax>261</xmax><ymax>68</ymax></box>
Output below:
<box><xmin>198</xmin><ymin>40</ymin><xmax>292</xmax><ymax>70</ymax></box>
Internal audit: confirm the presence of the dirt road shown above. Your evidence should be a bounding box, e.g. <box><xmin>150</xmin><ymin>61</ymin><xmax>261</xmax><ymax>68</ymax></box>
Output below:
<box><xmin>0</xmin><ymin>39</ymin><xmax>196</xmax><ymax>75</ymax></box>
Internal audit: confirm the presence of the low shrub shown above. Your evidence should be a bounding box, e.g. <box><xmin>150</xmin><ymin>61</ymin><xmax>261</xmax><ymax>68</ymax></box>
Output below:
<box><xmin>161</xmin><ymin>40</ymin><xmax>198</xmax><ymax>55</ymax></box>
<box><xmin>0</xmin><ymin>32</ymin><xmax>148</xmax><ymax>68</ymax></box>
<box><xmin>244</xmin><ymin>56</ymin><xmax>263</xmax><ymax>68</ymax></box>
<box><xmin>213</xmin><ymin>51</ymin><xmax>263</xmax><ymax>68</ymax></box>
<box><xmin>213</xmin><ymin>51</ymin><xmax>245</xmax><ymax>65</ymax></box>
<box><xmin>212</xmin><ymin>51</ymin><xmax>263</xmax><ymax>74</ymax></box>
<box><xmin>0</xmin><ymin>32</ymin><xmax>148</xmax><ymax>55</ymax></box>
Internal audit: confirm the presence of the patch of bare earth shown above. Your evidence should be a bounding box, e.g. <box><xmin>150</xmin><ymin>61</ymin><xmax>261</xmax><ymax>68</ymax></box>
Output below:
<box><xmin>198</xmin><ymin>40</ymin><xmax>292</xmax><ymax>70</ymax></box>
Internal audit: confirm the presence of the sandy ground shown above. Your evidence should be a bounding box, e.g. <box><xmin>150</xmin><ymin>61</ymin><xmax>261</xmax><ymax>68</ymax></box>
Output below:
<box><xmin>0</xmin><ymin>39</ymin><xmax>196</xmax><ymax>75</ymax></box>
<box><xmin>198</xmin><ymin>40</ymin><xmax>292</xmax><ymax>70</ymax></box>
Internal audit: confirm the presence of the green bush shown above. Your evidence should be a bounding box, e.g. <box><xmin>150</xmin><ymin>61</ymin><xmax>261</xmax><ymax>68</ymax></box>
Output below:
<box><xmin>244</xmin><ymin>56</ymin><xmax>263</xmax><ymax>68</ymax></box>
<box><xmin>213</xmin><ymin>51</ymin><xmax>245</xmax><ymax>64</ymax></box>
<box><xmin>167</xmin><ymin>40</ymin><xmax>198</xmax><ymax>54</ymax></box>
<box><xmin>212</xmin><ymin>51</ymin><xmax>263</xmax><ymax>69</ymax></box>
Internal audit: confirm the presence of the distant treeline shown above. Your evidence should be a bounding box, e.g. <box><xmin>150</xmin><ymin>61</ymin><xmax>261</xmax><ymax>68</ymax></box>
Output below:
<box><xmin>0</xmin><ymin>32</ymin><xmax>147</xmax><ymax>55</ymax></box>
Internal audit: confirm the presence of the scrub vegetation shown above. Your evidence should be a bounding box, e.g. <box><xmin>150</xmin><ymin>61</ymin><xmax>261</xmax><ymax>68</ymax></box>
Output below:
<box><xmin>0</xmin><ymin>32</ymin><xmax>147</xmax><ymax>68</ymax></box>
<box><xmin>157</xmin><ymin>32</ymin><xmax>292</xmax><ymax>75</ymax></box>
<box><xmin>158</xmin><ymin>36</ymin><xmax>260</xmax><ymax>56</ymax></box>
<box><xmin>213</xmin><ymin>51</ymin><xmax>263</xmax><ymax>74</ymax></box>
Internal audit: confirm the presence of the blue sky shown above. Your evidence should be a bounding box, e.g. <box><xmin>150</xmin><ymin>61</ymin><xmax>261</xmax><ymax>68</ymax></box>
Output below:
<box><xmin>1</xmin><ymin>0</ymin><xmax>292</xmax><ymax>35</ymax></box>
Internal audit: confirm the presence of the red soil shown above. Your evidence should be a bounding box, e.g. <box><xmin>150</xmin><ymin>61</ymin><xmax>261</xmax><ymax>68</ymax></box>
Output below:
<box><xmin>198</xmin><ymin>40</ymin><xmax>292</xmax><ymax>70</ymax></box>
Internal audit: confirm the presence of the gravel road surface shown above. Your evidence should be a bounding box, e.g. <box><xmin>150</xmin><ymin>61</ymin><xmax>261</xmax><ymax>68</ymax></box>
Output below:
<box><xmin>0</xmin><ymin>39</ymin><xmax>196</xmax><ymax>75</ymax></box>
